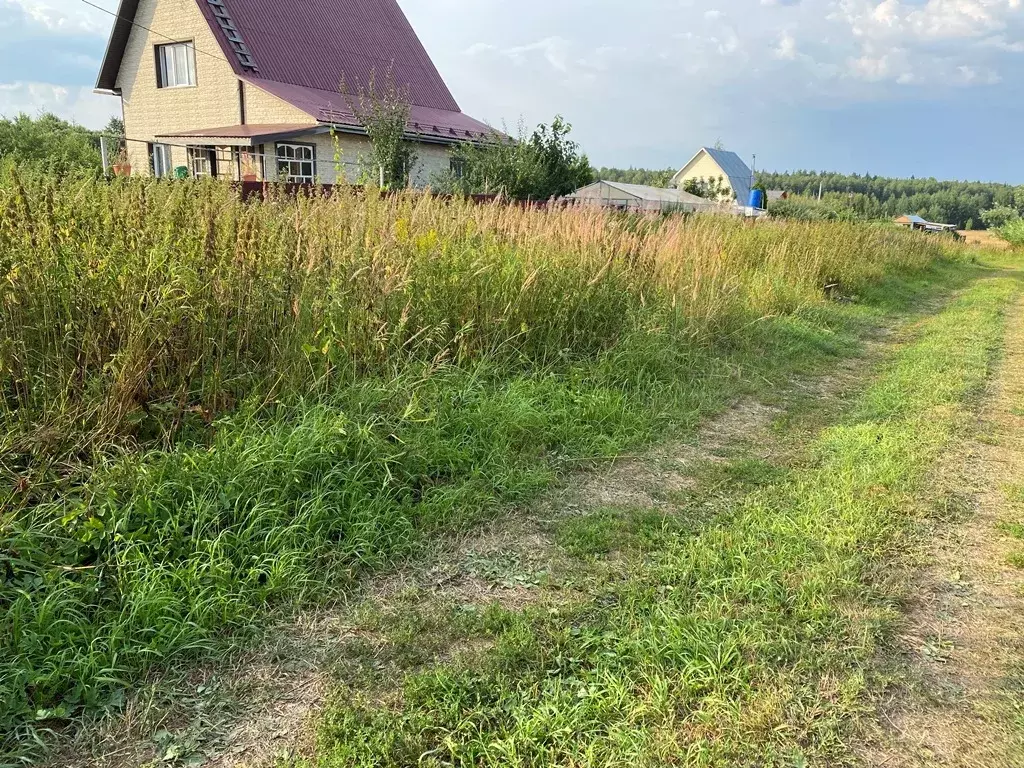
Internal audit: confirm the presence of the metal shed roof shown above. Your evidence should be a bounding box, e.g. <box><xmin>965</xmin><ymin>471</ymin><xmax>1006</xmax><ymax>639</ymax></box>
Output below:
<box><xmin>571</xmin><ymin>181</ymin><xmax>709</xmax><ymax>205</ymax></box>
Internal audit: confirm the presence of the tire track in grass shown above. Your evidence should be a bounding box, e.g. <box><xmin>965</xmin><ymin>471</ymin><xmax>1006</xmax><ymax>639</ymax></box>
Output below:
<box><xmin>137</xmin><ymin>299</ymin><xmax>909</xmax><ymax>768</ymax></box>
<box><xmin>45</xmin><ymin>263</ymin><xmax>996</xmax><ymax>768</ymax></box>
<box><xmin>866</xmin><ymin>292</ymin><xmax>1024</xmax><ymax>767</ymax></box>
<box><xmin>295</xmin><ymin>278</ymin><xmax>1020</xmax><ymax>768</ymax></box>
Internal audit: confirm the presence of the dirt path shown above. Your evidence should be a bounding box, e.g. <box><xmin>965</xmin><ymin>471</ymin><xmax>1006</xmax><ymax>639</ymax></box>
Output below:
<box><xmin>55</xmin><ymin>318</ymin><xmax>892</xmax><ymax>768</ymax></box>
<box><xmin>868</xmin><ymin>295</ymin><xmax>1024</xmax><ymax>766</ymax></box>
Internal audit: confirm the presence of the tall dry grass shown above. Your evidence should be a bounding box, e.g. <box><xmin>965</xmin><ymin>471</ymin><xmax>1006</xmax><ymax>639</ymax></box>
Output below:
<box><xmin>2</xmin><ymin>173</ymin><xmax>937</xmax><ymax>459</ymax></box>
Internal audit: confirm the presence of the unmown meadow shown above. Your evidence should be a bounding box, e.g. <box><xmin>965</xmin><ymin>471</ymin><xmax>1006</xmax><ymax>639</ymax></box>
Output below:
<box><xmin>0</xmin><ymin>172</ymin><xmax>951</xmax><ymax>757</ymax></box>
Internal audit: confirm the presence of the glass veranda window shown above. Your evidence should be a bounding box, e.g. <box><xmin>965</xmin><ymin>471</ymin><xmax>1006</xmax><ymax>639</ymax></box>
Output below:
<box><xmin>156</xmin><ymin>42</ymin><xmax>197</xmax><ymax>88</ymax></box>
<box><xmin>276</xmin><ymin>143</ymin><xmax>315</xmax><ymax>182</ymax></box>
<box><xmin>188</xmin><ymin>147</ymin><xmax>216</xmax><ymax>177</ymax></box>
<box><xmin>150</xmin><ymin>144</ymin><xmax>172</xmax><ymax>178</ymax></box>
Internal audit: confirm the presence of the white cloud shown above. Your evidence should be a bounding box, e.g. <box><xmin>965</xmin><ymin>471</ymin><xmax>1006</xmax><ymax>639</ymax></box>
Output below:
<box><xmin>0</xmin><ymin>81</ymin><xmax>119</xmax><ymax>127</ymax></box>
<box><xmin>838</xmin><ymin>0</ymin><xmax>1023</xmax><ymax>42</ymax></box>
<box><xmin>3</xmin><ymin>0</ymin><xmax>109</xmax><ymax>35</ymax></box>
<box><xmin>773</xmin><ymin>31</ymin><xmax>798</xmax><ymax>59</ymax></box>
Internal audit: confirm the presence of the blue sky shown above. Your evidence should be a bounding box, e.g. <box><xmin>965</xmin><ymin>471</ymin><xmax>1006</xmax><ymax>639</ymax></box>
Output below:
<box><xmin>2</xmin><ymin>0</ymin><xmax>1022</xmax><ymax>182</ymax></box>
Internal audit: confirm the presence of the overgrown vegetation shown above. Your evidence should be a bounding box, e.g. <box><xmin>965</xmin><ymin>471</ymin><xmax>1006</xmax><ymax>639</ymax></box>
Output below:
<box><xmin>307</xmin><ymin>275</ymin><xmax>1020</xmax><ymax>767</ymax></box>
<box><xmin>1001</xmin><ymin>218</ymin><xmax>1024</xmax><ymax>248</ymax></box>
<box><xmin>0</xmin><ymin>171</ymin><xmax>948</xmax><ymax>758</ymax></box>
<box><xmin>434</xmin><ymin>116</ymin><xmax>593</xmax><ymax>200</ymax></box>
<box><xmin>0</xmin><ymin>112</ymin><xmax>122</xmax><ymax>174</ymax></box>
<box><xmin>767</xmin><ymin>195</ymin><xmax>860</xmax><ymax>222</ymax></box>
<box><xmin>342</xmin><ymin>69</ymin><xmax>418</xmax><ymax>188</ymax></box>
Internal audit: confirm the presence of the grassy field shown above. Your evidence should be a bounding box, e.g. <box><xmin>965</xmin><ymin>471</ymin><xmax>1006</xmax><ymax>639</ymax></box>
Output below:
<box><xmin>0</xmin><ymin>172</ymin><xmax>965</xmax><ymax>760</ymax></box>
<box><xmin>306</xmin><ymin>277</ymin><xmax>1019</xmax><ymax>767</ymax></box>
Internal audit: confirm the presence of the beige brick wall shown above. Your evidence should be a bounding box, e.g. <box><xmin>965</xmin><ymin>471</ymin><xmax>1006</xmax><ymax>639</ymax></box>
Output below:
<box><xmin>410</xmin><ymin>143</ymin><xmax>452</xmax><ymax>188</ymax></box>
<box><xmin>116</xmin><ymin>0</ymin><xmax>314</xmax><ymax>174</ymax></box>
<box><xmin>267</xmin><ymin>130</ymin><xmax>452</xmax><ymax>188</ymax></box>
<box><xmin>113</xmin><ymin>0</ymin><xmax>455</xmax><ymax>187</ymax></box>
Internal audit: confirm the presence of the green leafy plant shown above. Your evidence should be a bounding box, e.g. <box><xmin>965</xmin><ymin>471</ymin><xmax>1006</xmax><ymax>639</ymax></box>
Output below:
<box><xmin>980</xmin><ymin>205</ymin><xmax>1020</xmax><ymax>230</ymax></box>
<box><xmin>435</xmin><ymin>116</ymin><xmax>592</xmax><ymax>200</ymax></box>
<box><xmin>999</xmin><ymin>218</ymin><xmax>1024</xmax><ymax>247</ymax></box>
<box><xmin>681</xmin><ymin>174</ymin><xmax>731</xmax><ymax>201</ymax></box>
<box><xmin>343</xmin><ymin>67</ymin><xmax>418</xmax><ymax>188</ymax></box>
<box><xmin>0</xmin><ymin>112</ymin><xmax>102</xmax><ymax>173</ymax></box>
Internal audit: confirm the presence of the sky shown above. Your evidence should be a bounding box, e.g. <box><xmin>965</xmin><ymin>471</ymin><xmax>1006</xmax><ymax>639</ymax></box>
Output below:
<box><xmin>1</xmin><ymin>0</ymin><xmax>1022</xmax><ymax>182</ymax></box>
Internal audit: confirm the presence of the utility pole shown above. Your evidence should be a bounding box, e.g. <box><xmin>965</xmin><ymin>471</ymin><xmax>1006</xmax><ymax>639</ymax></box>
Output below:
<box><xmin>751</xmin><ymin>153</ymin><xmax>757</xmax><ymax>203</ymax></box>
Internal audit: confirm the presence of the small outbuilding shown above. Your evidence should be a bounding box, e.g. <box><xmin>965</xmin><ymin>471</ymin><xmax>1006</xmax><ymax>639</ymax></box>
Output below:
<box><xmin>894</xmin><ymin>214</ymin><xmax>958</xmax><ymax>233</ymax></box>
<box><xmin>567</xmin><ymin>180</ymin><xmax>720</xmax><ymax>213</ymax></box>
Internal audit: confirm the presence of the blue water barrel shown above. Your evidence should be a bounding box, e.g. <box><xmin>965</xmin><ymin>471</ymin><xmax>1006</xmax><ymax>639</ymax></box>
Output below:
<box><xmin>749</xmin><ymin>189</ymin><xmax>766</xmax><ymax>209</ymax></box>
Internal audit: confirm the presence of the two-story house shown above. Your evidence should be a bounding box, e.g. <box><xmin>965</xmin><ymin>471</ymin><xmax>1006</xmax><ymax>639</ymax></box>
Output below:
<box><xmin>669</xmin><ymin>147</ymin><xmax>753</xmax><ymax>205</ymax></box>
<box><xmin>94</xmin><ymin>0</ymin><xmax>494</xmax><ymax>185</ymax></box>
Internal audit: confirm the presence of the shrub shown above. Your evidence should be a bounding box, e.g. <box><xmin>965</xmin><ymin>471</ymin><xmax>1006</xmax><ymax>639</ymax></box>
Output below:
<box><xmin>999</xmin><ymin>218</ymin><xmax>1024</xmax><ymax>247</ymax></box>
<box><xmin>980</xmin><ymin>205</ymin><xmax>1020</xmax><ymax>230</ymax></box>
<box><xmin>434</xmin><ymin>116</ymin><xmax>592</xmax><ymax>200</ymax></box>
<box><xmin>767</xmin><ymin>196</ymin><xmax>856</xmax><ymax>221</ymax></box>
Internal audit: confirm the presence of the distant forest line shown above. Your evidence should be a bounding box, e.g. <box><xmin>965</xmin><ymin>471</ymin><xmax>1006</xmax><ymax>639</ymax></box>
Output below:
<box><xmin>596</xmin><ymin>167</ymin><xmax>1024</xmax><ymax>229</ymax></box>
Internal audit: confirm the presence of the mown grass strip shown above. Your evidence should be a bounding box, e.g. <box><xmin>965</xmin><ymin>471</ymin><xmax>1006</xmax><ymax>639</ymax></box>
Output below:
<box><xmin>309</xmin><ymin>277</ymin><xmax>1018</xmax><ymax>767</ymax></box>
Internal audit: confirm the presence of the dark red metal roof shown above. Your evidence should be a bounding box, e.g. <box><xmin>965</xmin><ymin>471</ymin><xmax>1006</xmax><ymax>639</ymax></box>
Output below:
<box><xmin>97</xmin><ymin>0</ymin><xmax>492</xmax><ymax>141</ymax></box>
<box><xmin>242</xmin><ymin>79</ymin><xmax>493</xmax><ymax>139</ymax></box>
<box><xmin>196</xmin><ymin>0</ymin><xmax>460</xmax><ymax>113</ymax></box>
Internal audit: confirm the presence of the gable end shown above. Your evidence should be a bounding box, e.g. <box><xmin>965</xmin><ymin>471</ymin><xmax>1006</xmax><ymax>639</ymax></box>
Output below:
<box><xmin>95</xmin><ymin>0</ymin><xmax>142</xmax><ymax>91</ymax></box>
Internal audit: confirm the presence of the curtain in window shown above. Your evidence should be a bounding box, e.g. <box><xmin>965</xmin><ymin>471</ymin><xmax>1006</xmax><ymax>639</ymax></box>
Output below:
<box><xmin>159</xmin><ymin>43</ymin><xmax>196</xmax><ymax>87</ymax></box>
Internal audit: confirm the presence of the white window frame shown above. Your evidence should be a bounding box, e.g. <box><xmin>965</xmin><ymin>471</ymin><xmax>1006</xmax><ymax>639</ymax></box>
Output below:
<box><xmin>151</xmin><ymin>143</ymin><xmax>173</xmax><ymax>178</ymax></box>
<box><xmin>156</xmin><ymin>42</ymin><xmax>197</xmax><ymax>88</ymax></box>
<box><xmin>276</xmin><ymin>142</ymin><xmax>316</xmax><ymax>183</ymax></box>
<box><xmin>187</xmin><ymin>146</ymin><xmax>216</xmax><ymax>178</ymax></box>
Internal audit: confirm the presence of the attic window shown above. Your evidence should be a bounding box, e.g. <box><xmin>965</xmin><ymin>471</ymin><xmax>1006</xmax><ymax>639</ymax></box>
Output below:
<box><xmin>155</xmin><ymin>42</ymin><xmax>197</xmax><ymax>88</ymax></box>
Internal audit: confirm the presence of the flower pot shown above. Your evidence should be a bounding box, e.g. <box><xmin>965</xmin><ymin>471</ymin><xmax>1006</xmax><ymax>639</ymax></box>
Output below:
<box><xmin>242</xmin><ymin>173</ymin><xmax>258</xmax><ymax>182</ymax></box>
<box><xmin>112</xmin><ymin>163</ymin><xmax>131</xmax><ymax>177</ymax></box>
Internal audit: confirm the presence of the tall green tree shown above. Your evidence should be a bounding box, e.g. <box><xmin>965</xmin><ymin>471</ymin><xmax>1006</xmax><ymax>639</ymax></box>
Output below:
<box><xmin>343</xmin><ymin>68</ymin><xmax>418</xmax><ymax>188</ymax></box>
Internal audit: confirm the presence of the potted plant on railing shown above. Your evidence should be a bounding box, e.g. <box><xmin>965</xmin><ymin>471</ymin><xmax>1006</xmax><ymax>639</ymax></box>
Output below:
<box><xmin>111</xmin><ymin>146</ymin><xmax>131</xmax><ymax>177</ymax></box>
<box><xmin>240</xmin><ymin>152</ymin><xmax>259</xmax><ymax>182</ymax></box>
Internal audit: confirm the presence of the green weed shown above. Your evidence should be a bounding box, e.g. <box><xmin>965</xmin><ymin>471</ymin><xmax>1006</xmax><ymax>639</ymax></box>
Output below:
<box><xmin>308</xmin><ymin>278</ymin><xmax>1018</xmax><ymax>767</ymax></box>
<box><xmin>0</xmin><ymin>171</ymin><xmax>972</xmax><ymax>757</ymax></box>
